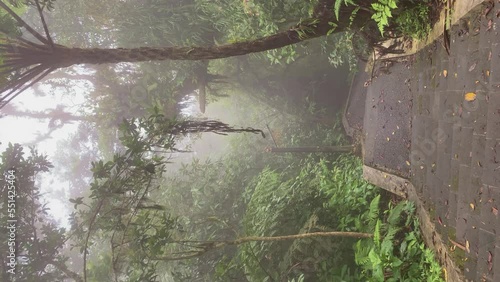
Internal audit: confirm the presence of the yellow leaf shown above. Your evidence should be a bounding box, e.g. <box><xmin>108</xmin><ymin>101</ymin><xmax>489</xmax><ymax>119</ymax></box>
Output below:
<box><xmin>465</xmin><ymin>240</ymin><xmax>470</xmax><ymax>253</ymax></box>
<box><xmin>443</xmin><ymin>70</ymin><xmax>448</xmax><ymax>77</ymax></box>
<box><xmin>470</xmin><ymin>203</ymin><xmax>475</xmax><ymax>210</ymax></box>
<box><xmin>406</xmin><ymin>161</ymin><xmax>411</xmax><ymax>166</ymax></box>
<box><xmin>486</xmin><ymin>70</ymin><xmax>490</xmax><ymax>76</ymax></box>
<box><xmin>465</xmin><ymin>92</ymin><xmax>476</xmax><ymax>101</ymax></box>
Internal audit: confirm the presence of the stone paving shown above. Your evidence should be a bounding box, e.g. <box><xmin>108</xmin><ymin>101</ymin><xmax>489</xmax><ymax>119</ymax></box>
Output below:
<box><xmin>346</xmin><ymin>2</ymin><xmax>500</xmax><ymax>281</ymax></box>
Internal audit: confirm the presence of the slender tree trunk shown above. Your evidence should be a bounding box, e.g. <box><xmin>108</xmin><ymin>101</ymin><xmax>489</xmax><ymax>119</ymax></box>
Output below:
<box><xmin>153</xmin><ymin>231</ymin><xmax>372</xmax><ymax>261</ymax></box>
<box><xmin>266</xmin><ymin>146</ymin><xmax>355</xmax><ymax>153</ymax></box>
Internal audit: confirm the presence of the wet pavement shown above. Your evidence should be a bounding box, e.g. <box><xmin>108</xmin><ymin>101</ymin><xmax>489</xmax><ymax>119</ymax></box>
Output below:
<box><xmin>345</xmin><ymin>2</ymin><xmax>500</xmax><ymax>281</ymax></box>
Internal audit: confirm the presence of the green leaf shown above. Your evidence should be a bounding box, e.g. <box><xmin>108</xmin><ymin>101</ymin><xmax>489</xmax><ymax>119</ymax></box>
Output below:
<box><xmin>371</xmin><ymin>3</ymin><xmax>384</xmax><ymax>11</ymax></box>
<box><xmin>334</xmin><ymin>0</ymin><xmax>342</xmax><ymax>20</ymax></box>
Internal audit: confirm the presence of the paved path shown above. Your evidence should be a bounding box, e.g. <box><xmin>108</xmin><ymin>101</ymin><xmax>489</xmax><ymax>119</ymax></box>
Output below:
<box><xmin>346</xmin><ymin>2</ymin><xmax>500</xmax><ymax>281</ymax></box>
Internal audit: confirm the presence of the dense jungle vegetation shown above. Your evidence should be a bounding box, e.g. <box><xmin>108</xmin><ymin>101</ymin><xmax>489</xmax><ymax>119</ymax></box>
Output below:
<box><xmin>0</xmin><ymin>0</ymin><xmax>445</xmax><ymax>281</ymax></box>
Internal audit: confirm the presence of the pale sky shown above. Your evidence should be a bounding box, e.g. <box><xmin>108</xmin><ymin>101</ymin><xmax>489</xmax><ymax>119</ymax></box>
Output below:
<box><xmin>0</xmin><ymin>75</ymin><xmax>237</xmax><ymax>229</ymax></box>
<box><xmin>0</xmin><ymin>85</ymin><xmax>86</xmax><ymax>229</ymax></box>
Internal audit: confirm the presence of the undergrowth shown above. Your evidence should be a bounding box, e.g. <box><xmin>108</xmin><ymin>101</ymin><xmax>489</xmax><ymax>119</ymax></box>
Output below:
<box><xmin>224</xmin><ymin>154</ymin><xmax>444</xmax><ymax>281</ymax></box>
<box><xmin>353</xmin><ymin>197</ymin><xmax>444</xmax><ymax>282</ymax></box>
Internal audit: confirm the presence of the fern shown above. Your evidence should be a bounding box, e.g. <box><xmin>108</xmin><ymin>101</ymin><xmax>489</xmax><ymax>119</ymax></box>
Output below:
<box><xmin>373</xmin><ymin>219</ymin><xmax>381</xmax><ymax>248</ymax></box>
<box><xmin>367</xmin><ymin>194</ymin><xmax>381</xmax><ymax>230</ymax></box>
<box><xmin>386</xmin><ymin>201</ymin><xmax>405</xmax><ymax>225</ymax></box>
<box><xmin>334</xmin><ymin>0</ymin><xmax>356</xmax><ymax>21</ymax></box>
<box><xmin>370</xmin><ymin>0</ymin><xmax>398</xmax><ymax>35</ymax></box>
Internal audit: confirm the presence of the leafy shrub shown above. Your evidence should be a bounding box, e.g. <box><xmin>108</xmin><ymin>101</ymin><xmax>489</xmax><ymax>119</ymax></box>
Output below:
<box><xmin>318</xmin><ymin>155</ymin><xmax>378</xmax><ymax>231</ymax></box>
<box><xmin>354</xmin><ymin>198</ymin><xmax>445</xmax><ymax>282</ymax></box>
<box><xmin>370</xmin><ymin>0</ymin><xmax>398</xmax><ymax>35</ymax></box>
<box><xmin>395</xmin><ymin>1</ymin><xmax>431</xmax><ymax>39</ymax></box>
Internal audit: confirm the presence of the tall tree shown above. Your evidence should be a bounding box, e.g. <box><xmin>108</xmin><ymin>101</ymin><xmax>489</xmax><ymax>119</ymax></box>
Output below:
<box><xmin>0</xmin><ymin>0</ymin><xmax>370</xmax><ymax>108</ymax></box>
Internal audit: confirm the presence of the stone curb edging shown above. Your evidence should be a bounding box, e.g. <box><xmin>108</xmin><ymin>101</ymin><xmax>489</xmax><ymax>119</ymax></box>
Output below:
<box><xmin>363</xmin><ymin>165</ymin><xmax>464</xmax><ymax>282</ymax></box>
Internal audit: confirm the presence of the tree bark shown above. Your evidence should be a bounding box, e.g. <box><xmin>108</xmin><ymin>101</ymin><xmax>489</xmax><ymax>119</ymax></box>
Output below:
<box><xmin>1</xmin><ymin>0</ymin><xmax>371</xmax><ymax>108</ymax></box>
<box><xmin>266</xmin><ymin>146</ymin><xmax>355</xmax><ymax>153</ymax></box>
<box><xmin>153</xmin><ymin>231</ymin><xmax>372</xmax><ymax>261</ymax></box>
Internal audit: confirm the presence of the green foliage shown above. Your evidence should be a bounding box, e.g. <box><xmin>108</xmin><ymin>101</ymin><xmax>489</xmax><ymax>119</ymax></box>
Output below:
<box><xmin>0</xmin><ymin>144</ymin><xmax>69</xmax><ymax>281</ymax></box>
<box><xmin>354</xmin><ymin>199</ymin><xmax>445</xmax><ymax>282</ymax></box>
<box><xmin>395</xmin><ymin>1</ymin><xmax>431</xmax><ymax>39</ymax></box>
<box><xmin>238</xmin><ymin>158</ymin><xmax>331</xmax><ymax>279</ymax></box>
<box><xmin>319</xmin><ymin>156</ymin><xmax>378</xmax><ymax>232</ymax></box>
<box><xmin>334</xmin><ymin>0</ymin><xmax>356</xmax><ymax>21</ymax></box>
<box><xmin>231</xmin><ymin>155</ymin><xmax>377</xmax><ymax>281</ymax></box>
<box><xmin>371</xmin><ymin>0</ymin><xmax>398</xmax><ymax>35</ymax></box>
<box><xmin>322</xmin><ymin>31</ymin><xmax>358</xmax><ymax>74</ymax></box>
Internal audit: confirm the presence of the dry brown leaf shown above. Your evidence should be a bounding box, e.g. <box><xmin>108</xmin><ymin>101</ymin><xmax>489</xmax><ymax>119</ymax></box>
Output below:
<box><xmin>469</xmin><ymin>62</ymin><xmax>477</xmax><ymax>72</ymax></box>
<box><xmin>492</xmin><ymin>207</ymin><xmax>499</xmax><ymax>216</ymax></box>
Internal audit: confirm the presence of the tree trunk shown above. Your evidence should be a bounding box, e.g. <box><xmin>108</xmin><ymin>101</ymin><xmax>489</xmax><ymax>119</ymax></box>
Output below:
<box><xmin>266</xmin><ymin>146</ymin><xmax>355</xmax><ymax>153</ymax></box>
<box><xmin>153</xmin><ymin>231</ymin><xmax>372</xmax><ymax>261</ymax></box>
<box><xmin>0</xmin><ymin>0</ymin><xmax>371</xmax><ymax>108</ymax></box>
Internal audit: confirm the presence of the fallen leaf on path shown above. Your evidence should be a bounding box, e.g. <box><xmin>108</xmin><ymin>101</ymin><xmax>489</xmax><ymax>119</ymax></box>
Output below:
<box><xmin>488</xmin><ymin>251</ymin><xmax>493</xmax><ymax>271</ymax></box>
<box><xmin>492</xmin><ymin>207</ymin><xmax>499</xmax><ymax>216</ymax></box>
<box><xmin>465</xmin><ymin>240</ymin><xmax>470</xmax><ymax>253</ymax></box>
<box><xmin>487</xmin><ymin>19</ymin><xmax>493</xmax><ymax>31</ymax></box>
<box><xmin>469</xmin><ymin>63</ymin><xmax>477</xmax><ymax>72</ymax></box>
<box><xmin>443</xmin><ymin>70</ymin><xmax>448</xmax><ymax>77</ymax></box>
<box><xmin>406</xmin><ymin>161</ymin><xmax>411</xmax><ymax>166</ymax></box>
<box><xmin>465</xmin><ymin>92</ymin><xmax>477</xmax><ymax>101</ymax></box>
<box><xmin>470</xmin><ymin>203</ymin><xmax>475</xmax><ymax>210</ymax></box>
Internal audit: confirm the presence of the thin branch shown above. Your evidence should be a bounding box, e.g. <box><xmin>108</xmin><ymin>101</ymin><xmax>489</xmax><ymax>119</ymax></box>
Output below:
<box><xmin>0</xmin><ymin>1</ymin><xmax>50</xmax><ymax>45</ymax></box>
<box><xmin>152</xmin><ymin>231</ymin><xmax>373</xmax><ymax>261</ymax></box>
<box><xmin>34</xmin><ymin>0</ymin><xmax>54</xmax><ymax>48</ymax></box>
